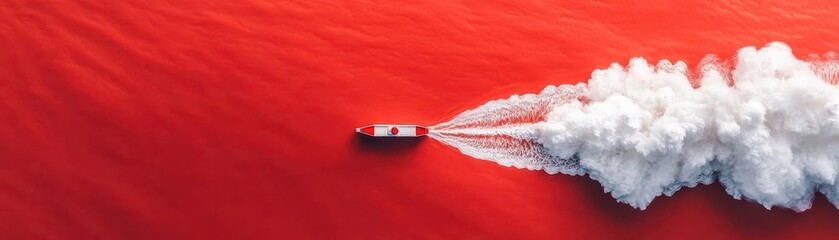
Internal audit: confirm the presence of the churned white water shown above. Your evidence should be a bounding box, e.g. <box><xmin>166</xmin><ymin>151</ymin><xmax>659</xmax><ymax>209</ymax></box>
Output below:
<box><xmin>429</xmin><ymin>42</ymin><xmax>839</xmax><ymax>211</ymax></box>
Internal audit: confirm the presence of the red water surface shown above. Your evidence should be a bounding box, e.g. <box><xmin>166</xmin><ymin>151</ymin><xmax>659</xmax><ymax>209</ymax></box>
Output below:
<box><xmin>3</xmin><ymin>1</ymin><xmax>839</xmax><ymax>239</ymax></box>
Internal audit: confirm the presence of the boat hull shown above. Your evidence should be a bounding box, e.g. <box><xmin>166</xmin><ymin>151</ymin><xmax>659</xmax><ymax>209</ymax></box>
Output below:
<box><xmin>356</xmin><ymin>124</ymin><xmax>428</xmax><ymax>137</ymax></box>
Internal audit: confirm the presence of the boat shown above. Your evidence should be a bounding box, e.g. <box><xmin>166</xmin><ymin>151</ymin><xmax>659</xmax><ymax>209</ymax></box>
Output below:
<box><xmin>356</xmin><ymin>124</ymin><xmax>428</xmax><ymax>137</ymax></box>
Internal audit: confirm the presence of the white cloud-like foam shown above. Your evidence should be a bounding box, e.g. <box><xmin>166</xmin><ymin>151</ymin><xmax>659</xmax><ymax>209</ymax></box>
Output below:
<box><xmin>431</xmin><ymin>42</ymin><xmax>839</xmax><ymax>211</ymax></box>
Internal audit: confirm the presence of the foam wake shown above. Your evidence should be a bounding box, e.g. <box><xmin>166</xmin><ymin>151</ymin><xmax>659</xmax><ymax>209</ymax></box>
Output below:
<box><xmin>429</xmin><ymin>42</ymin><xmax>839</xmax><ymax>211</ymax></box>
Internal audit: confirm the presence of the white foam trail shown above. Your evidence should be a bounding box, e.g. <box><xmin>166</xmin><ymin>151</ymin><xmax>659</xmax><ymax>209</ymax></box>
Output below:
<box><xmin>430</xmin><ymin>42</ymin><xmax>839</xmax><ymax>211</ymax></box>
<box><xmin>429</xmin><ymin>85</ymin><xmax>587</xmax><ymax>175</ymax></box>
